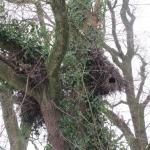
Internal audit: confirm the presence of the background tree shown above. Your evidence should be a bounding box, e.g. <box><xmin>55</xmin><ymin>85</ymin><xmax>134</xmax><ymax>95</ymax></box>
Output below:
<box><xmin>0</xmin><ymin>0</ymin><xmax>127</xmax><ymax>150</ymax></box>
<box><xmin>101</xmin><ymin>0</ymin><xmax>150</xmax><ymax>150</ymax></box>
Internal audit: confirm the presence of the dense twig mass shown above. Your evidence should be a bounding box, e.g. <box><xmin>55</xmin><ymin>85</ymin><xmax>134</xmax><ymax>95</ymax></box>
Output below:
<box><xmin>85</xmin><ymin>49</ymin><xmax>126</xmax><ymax>96</ymax></box>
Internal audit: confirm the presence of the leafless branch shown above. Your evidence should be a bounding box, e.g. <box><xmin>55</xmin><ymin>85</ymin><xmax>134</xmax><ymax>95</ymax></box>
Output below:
<box><xmin>120</xmin><ymin>0</ymin><xmax>135</xmax><ymax>58</ymax></box>
<box><xmin>112</xmin><ymin>0</ymin><xmax>118</xmax><ymax>9</ymax></box>
<box><xmin>126</xmin><ymin>4</ymin><xmax>136</xmax><ymax>25</ymax></box>
<box><xmin>107</xmin><ymin>1</ymin><xmax>124</xmax><ymax>57</ymax></box>
<box><xmin>136</xmin><ymin>54</ymin><xmax>148</xmax><ymax>102</ymax></box>
<box><xmin>105</xmin><ymin>109</ymin><xmax>135</xmax><ymax>148</ymax></box>
<box><xmin>43</xmin><ymin>10</ymin><xmax>55</xmax><ymax>25</ymax></box>
<box><xmin>143</xmin><ymin>95</ymin><xmax>150</xmax><ymax>108</ymax></box>
<box><xmin>145</xmin><ymin>122</ymin><xmax>150</xmax><ymax>130</ymax></box>
<box><xmin>30</xmin><ymin>139</ymin><xmax>39</xmax><ymax>150</ymax></box>
<box><xmin>111</xmin><ymin>100</ymin><xmax>127</xmax><ymax>108</ymax></box>
<box><xmin>102</xmin><ymin>42</ymin><xmax>123</xmax><ymax>69</ymax></box>
<box><xmin>47</xmin><ymin>0</ymin><xmax>69</xmax><ymax>78</ymax></box>
<box><xmin>6</xmin><ymin>0</ymin><xmax>37</xmax><ymax>4</ymax></box>
<box><xmin>103</xmin><ymin>100</ymin><xmax>127</xmax><ymax>108</ymax></box>
<box><xmin>121</xmin><ymin>0</ymin><xmax>135</xmax><ymax>26</ymax></box>
<box><xmin>115</xmin><ymin>134</ymin><xmax>124</xmax><ymax>142</ymax></box>
<box><xmin>102</xmin><ymin>42</ymin><xmax>120</xmax><ymax>57</ymax></box>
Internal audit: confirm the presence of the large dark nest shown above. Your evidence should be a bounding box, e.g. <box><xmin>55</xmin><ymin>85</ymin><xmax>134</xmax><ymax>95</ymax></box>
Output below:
<box><xmin>0</xmin><ymin>24</ymin><xmax>47</xmax><ymax>128</ymax></box>
<box><xmin>3</xmin><ymin>49</ymin><xmax>47</xmax><ymax>129</ymax></box>
<box><xmin>84</xmin><ymin>49</ymin><xmax>126</xmax><ymax>96</ymax></box>
<box><xmin>1</xmin><ymin>48</ymin><xmax>47</xmax><ymax>130</ymax></box>
<box><xmin>15</xmin><ymin>92</ymin><xmax>44</xmax><ymax>133</ymax></box>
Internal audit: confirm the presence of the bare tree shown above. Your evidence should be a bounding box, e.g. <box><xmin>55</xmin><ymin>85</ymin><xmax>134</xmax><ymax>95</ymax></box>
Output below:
<box><xmin>102</xmin><ymin>0</ymin><xmax>150</xmax><ymax>150</ymax></box>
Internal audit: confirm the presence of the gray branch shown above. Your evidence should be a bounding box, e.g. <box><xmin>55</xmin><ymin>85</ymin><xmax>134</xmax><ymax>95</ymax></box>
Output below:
<box><xmin>5</xmin><ymin>0</ymin><xmax>37</xmax><ymax>4</ymax></box>
<box><xmin>102</xmin><ymin>42</ymin><xmax>123</xmax><ymax>69</ymax></box>
<box><xmin>107</xmin><ymin>0</ymin><xmax>124</xmax><ymax>57</ymax></box>
<box><xmin>105</xmin><ymin>109</ymin><xmax>136</xmax><ymax>150</ymax></box>
<box><xmin>136</xmin><ymin>54</ymin><xmax>148</xmax><ymax>102</ymax></box>
<box><xmin>120</xmin><ymin>0</ymin><xmax>135</xmax><ymax>59</ymax></box>
<box><xmin>143</xmin><ymin>94</ymin><xmax>150</xmax><ymax>108</ymax></box>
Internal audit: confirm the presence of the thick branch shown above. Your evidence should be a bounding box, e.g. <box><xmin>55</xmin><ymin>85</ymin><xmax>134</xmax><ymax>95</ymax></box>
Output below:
<box><xmin>103</xmin><ymin>100</ymin><xmax>127</xmax><ymax>108</ymax></box>
<box><xmin>47</xmin><ymin>0</ymin><xmax>69</xmax><ymax>78</ymax></box>
<box><xmin>102</xmin><ymin>42</ymin><xmax>120</xmax><ymax>57</ymax></box>
<box><xmin>20</xmin><ymin>122</ymin><xmax>32</xmax><ymax>149</ymax></box>
<box><xmin>46</xmin><ymin>0</ymin><xmax>69</xmax><ymax>100</ymax></box>
<box><xmin>120</xmin><ymin>0</ymin><xmax>135</xmax><ymax>27</ymax></box>
<box><xmin>35</xmin><ymin>1</ymin><xmax>50</xmax><ymax>49</ymax></box>
<box><xmin>111</xmin><ymin>101</ymin><xmax>127</xmax><ymax>108</ymax></box>
<box><xmin>41</xmin><ymin>95</ymin><xmax>64</xmax><ymax>150</ymax></box>
<box><xmin>107</xmin><ymin>1</ymin><xmax>124</xmax><ymax>57</ymax></box>
<box><xmin>36</xmin><ymin>1</ymin><xmax>69</xmax><ymax>149</ymax></box>
<box><xmin>0</xmin><ymin>92</ymin><xmax>32</xmax><ymax>150</ymax></box>
<box><xmin>120</xmin><ymin>0</ymin><xmax>135</xmax><ymax>58</ymax></box>
<box><xmin>105</xmin><ymin>109</ymin><xmax>136</xmax><ymax>149</ymax></box>
<box><xmin>102</xmin><ymin>42</ymin><xmax>123</xmax><ymax>68</ymax></box>
<box><xmin>0</xmin><ymin>60</ymin><xmax>26</xmax><ymax>90</ymax></box>
<box><xmin>43</xmin><ymin>10</ymin><xmax>55</xmax><ymax>26</ymax></box>
<box><xmin>136</xmin><ymin>54</ymin><xmax>147</xmax><ymax>102</ymax></box>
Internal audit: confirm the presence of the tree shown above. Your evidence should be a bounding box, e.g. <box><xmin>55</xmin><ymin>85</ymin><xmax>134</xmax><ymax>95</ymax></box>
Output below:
<box><xmin>0</xmin><ymin>0</ymin><xmax>126</xmax><ymax>150</ymax></box>
<box><xmin>0</xmin><ymin>91</ymin><xmax>32</xmax><ymax>150</ymax></box>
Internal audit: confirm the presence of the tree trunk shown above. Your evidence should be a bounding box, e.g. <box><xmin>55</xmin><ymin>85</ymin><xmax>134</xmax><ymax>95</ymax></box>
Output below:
<box><xmin>0</xmin><ymin>92</ymin><xmax>31</xmax><ymax>150</ymax></box>
<box><xmin>41</xmin><ymin>96</ymin><xmax>64</xmax><ymax>150</ymax></box>
<box><xmin>123</xmin><ymin>61</ymin><xmax>148</xmax><ymax>150</ymax></box>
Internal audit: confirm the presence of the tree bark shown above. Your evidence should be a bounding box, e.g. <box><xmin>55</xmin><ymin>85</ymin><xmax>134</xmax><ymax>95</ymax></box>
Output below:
<box><xmin>0</xmin><ymin>92</ymin><xmax>32</xmax><ymax>150</ymax></box>
<box><xmin>41</xmin><ymin>96</ymin><xmax>64</xmax><ymax>150</ymax></box>
<box><xmin>122</xmin><ymin>61</ymin><xmax>148</xmax><ymax>150</ymax></box>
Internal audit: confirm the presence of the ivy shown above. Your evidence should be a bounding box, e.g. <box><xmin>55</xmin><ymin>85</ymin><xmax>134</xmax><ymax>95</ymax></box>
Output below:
<box><xmin>58</xmin><ymin>0</ymin><xmax>126</xmax><ymax>149</ymax></box>
<box><xmin>0</xmin><ymin>20</ymin><xmax>47</xmax><ymax>60</ymax></box>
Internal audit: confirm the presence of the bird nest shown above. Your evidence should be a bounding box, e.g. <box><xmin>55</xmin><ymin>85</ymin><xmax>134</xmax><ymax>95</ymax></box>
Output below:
<box><xmin>15</xmin><ymin>49</ymin><xmax>126</xmax><ymax>128</ymax></box>
<box><xmin>0</xmin><ymin>49</ymin><xmax>47</xmax><ymax>129</ymax></box>
<box><xmin>84</xmin><ymin>49</ymin><xmax>126</xmax><ymax>96</ymax></box>
<box><xmin>16</xmin><ymin>92</ymin><xmax>44</xmax><ymax>133</ymax></box>
<box><xmin>1</xmin><ymin>37</ymin><xmax>125</xmax><ymax>130</ymax></box>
